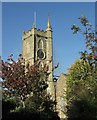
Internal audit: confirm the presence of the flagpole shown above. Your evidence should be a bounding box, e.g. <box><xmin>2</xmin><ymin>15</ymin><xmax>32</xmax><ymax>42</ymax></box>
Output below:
<box><xmin>34</xmin><ymin>12</ymin><xmax>36</xmax><ymax>28</ymax></box>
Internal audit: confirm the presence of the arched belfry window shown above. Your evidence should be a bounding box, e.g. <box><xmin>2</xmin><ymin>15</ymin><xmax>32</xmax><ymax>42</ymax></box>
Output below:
<box><xmin>38</xmin><ymin>39</ymin><xmax>43</xmax><ymax>49</ymax></box>
<box><xmin>38</xmin><ymin>61</ymin><xmax>44</xmax><ymax>68</ymax></box>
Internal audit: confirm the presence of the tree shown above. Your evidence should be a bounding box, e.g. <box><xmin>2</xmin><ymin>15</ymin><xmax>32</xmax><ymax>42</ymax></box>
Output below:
<box><xmin>66</xmin><ymin>59</ymin><xmax>97</xmax><ymax>119</ymax></box>
<box><xmin>71</xmin><ymin>15</ymin><xmax>97</xmax><ymax>70</ymax></box>
<box><xmin>1</xmin><ymin>55</ymin><xmax>59</xmax><ymax>119</ymax></box>
<box><xmin>66</xmin><ymin>16</ymin><xmax>97</xmax><ymax>119</ymax></box>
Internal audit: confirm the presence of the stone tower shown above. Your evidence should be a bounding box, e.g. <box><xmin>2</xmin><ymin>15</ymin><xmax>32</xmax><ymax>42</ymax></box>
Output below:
<box><xmin>22</xmin><ymin>18</ymin><xmax>53</xmax><ymax>94</ymax></box>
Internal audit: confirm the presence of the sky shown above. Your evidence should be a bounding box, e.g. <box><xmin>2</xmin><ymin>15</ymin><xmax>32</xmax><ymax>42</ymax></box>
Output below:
<box><xmin>2</xmin><ymin>2</ymin><xmax>95</xmax><ymax>76</ymax></box>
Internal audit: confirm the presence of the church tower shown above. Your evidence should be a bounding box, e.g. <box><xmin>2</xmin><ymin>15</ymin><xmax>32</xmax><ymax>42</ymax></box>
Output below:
<box><xmin>22</xmin><ymin>18</ymin><xmax>53</xmax><ymax>94</ymax></box>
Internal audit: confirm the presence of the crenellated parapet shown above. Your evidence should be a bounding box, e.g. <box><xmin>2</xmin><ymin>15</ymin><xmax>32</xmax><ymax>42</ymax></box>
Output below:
<box><xmin>34</xmin><ymin>28</ymin><xmax>47</xmax><ymax>38</ymax></box>
<box><xmin>22</xmin><ymin>30</ymin><xmax>32</xmax><ymax>40</ymax></box>
<box><xmin>22</xmin><ymin>27</ymin><xmax>49</xmax><ymax>41</ymax></box>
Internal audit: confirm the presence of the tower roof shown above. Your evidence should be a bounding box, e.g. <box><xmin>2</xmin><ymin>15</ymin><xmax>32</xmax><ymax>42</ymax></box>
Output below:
<box><xmin>46</xmin><ymin>18</ymin><xmax>52</xmax><ymax>31</ymax></box>
<box><xmin>47</xmin><ymin>18</ymin><xmax>51</xmax><ymax>28</ymax></box>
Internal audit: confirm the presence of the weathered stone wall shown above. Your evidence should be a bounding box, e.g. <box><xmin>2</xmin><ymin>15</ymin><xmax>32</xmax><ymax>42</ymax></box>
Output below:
<box><xmin>56</xmin><ymin>73</ymin><xmax>67</xmax><ymax>119</ymax></box>
<box><xmin>22</xmin><ymin>22</ymin><xmax>53</xmax><ymax>95</ymax></box>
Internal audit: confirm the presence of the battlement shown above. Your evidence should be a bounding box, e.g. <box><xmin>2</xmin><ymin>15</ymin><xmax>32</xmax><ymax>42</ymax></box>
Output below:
<box><xmin>35</xmin><ymin>28</ymin><xmax>46</xmax><ymax>32</ymax></box>
<box><xmin>34</xmin><ymin>28</ymin><xmax>47</xmax><ymax>38</ymax></box>
<box><xmin>22</xmin><ymin>24</ymin><xmax>52</xmax><ymax>40</ymax></box>
<box><xmin>22</xmin><ymin>29</ymin><xmax>32</xmax><ymax>40</ymax></box>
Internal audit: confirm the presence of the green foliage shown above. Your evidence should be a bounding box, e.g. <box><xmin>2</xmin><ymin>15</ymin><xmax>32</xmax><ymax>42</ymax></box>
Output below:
<box><xmin>66</xmin><ymin>59</ymin><xmax>97</xmax><ymax>119</ymax></box>
<box><xmin>71</xmin><ymin>15</ymin><xmax>97</xmax><ymax>70</ymax></box>
<box><xmin>66</xmin><ymin>16</ymin><xmax>97</xmax><ymax>119</ymax></box>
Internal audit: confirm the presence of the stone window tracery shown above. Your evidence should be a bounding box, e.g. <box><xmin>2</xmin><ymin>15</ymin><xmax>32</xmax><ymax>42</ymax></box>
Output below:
<box><xmin>38</xmin><ymin>39</ymin><xmax>43</xmax><ymax>49</ymax></box>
